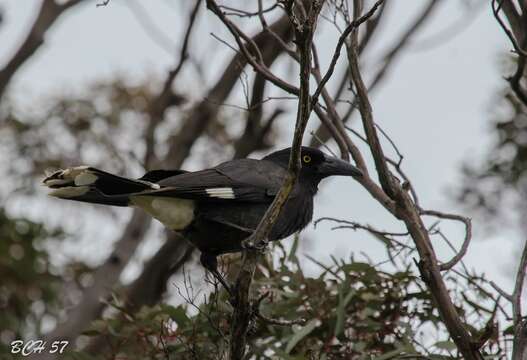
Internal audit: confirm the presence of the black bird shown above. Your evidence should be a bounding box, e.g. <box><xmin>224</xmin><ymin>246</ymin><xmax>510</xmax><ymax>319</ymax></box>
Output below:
<box><xmin>43</xmin><ymin>147</ymin><xmax>362</xmax><ymax>292</ymax></box>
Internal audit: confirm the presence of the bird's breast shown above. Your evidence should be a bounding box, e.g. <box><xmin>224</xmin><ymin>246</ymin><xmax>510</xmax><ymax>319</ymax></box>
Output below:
<box><xmin>130</xmin><ymin>196</ymin><xmax>195</xmax><ymax>230</ymax></box>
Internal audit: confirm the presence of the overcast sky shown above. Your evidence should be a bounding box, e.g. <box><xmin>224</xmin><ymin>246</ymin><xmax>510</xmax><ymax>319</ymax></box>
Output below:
<box><xmin>0</xmin><ymin>1</ymin><xmax>515</xmax><ymax>293</ymax></box>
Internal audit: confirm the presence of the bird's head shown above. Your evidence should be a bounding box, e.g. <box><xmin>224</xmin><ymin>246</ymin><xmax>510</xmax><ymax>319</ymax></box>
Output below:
<box><xmin>264</xmin><ymin>146</ymin><xmax>363</xmax><ymax>185</ymax></box>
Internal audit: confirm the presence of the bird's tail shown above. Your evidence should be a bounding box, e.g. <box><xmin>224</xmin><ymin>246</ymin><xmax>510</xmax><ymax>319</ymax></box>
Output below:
<box><xmin>42</xmin><ymin>166</ymin><xmax>162</xmax><ymax>206</ymax></box>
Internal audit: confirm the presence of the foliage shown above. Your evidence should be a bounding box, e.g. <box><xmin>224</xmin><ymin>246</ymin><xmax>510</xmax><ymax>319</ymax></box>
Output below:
<box><xmin>0</xmin><ymin>209</ymin><xmax>62</xmax><ymax>354</ymax></box>
<box><xmin>0</xmin><ymin>1</ymin><xmax>524</xmax><ymax>359</ymax></box>
<box><xmin>69</xmin><ymin>238</ymin><xmax>509</xmax><ymax>360</ymax></box>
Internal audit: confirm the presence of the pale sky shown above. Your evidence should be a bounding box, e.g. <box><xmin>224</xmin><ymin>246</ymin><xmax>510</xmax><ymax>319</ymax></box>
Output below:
<box><xmin>0</xmin><ymin>0</ymin><xmax>515</xmax><ymax>296</ymax></box>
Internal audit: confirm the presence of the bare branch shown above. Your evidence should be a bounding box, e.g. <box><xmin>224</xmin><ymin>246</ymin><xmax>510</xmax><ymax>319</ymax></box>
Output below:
<box><xmin>492</xmin><ymin>0</ymin><xmax>527</xmax><ymax>57</ymax></box>
<box><xmin>421</xmin><ymin>209</ymin><xmax>473</xmax><ymax>271</ymax></box>
<box><xmin>96</xmin><ymin>0</ymin><xmax>110</xmax><ymax>7</ymax></box>
<box><xmin>347</xmin><ymin>3</ymin><xmax>395</xmax><ymax>198</ymax></box>
<box><xmin>512</xmin><ymin>239</ymin><xmax>527</xmax><ymax>359</ymax></box>
<box><xmin>340</xmin><ymin>1</ymin><xmax>483</xmax><ymax>358</ymax></box>
<box><xmin>144</xmin><ymin>0</ymin><xmax>202</xmax><ymax>167</ymax></box>
<box><xmin>489</xmin><ymin>281</ymin><xmax>513</xmax><ymax>302</ymax></box>
<box><xmin>0</xmin><ymin>0</ymin><xmax>84</xmax><ymax>102</ymax></box>
<box><xmin>208</xmin><ymin>1</ymin><xmax>325</xmax><ymax>357</ymax></box>
<box><xmin>311</xmin><ymin>0</ymin><xmax>440</xmax><ymax>146</ymax></box>
<box><xmin>310</xmin><ymin>0</ymin><xmax>385</xmax><ymax>107</ymax></box>
<box><xmin>165</xmin><ymin>13</ymin><xmax>292</xmax><ymax>168</ymax></box>
<box><xmin>206</xmin><ymin>1</ymin><xmax>299</xmax><ymax>96</ymax></box>
<box><xmin>219</xmin><ymin>3</ymin><xmax>279</xmax><ymax>18</ymax></box>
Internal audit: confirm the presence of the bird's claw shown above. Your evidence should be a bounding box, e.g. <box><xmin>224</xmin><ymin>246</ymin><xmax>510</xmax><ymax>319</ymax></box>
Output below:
<box><xmin>241</xmin><ymin>237</ymin><xmax>268</xmax><ymax>252</ymax></box>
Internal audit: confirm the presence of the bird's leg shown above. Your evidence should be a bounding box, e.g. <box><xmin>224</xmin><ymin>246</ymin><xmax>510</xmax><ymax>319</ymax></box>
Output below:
<box><xmin>199</xmin><ymin>252</ymin><xmax>234</xmax><ymax>299</ymax></box>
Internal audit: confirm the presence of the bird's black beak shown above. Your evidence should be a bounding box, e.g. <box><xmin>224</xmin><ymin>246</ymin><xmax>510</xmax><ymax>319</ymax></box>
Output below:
<box><xmin>319</xmin><ymin>155</ymin><xmax>363</xmax><ymax>178</ymax></box>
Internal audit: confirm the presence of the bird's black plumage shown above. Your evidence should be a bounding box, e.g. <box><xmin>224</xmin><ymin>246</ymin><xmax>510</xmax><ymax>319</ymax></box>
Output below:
<box><xmin>43</xmin><ymin>147</ymin><xmax>362</xmax><ymax>292</ymax></box>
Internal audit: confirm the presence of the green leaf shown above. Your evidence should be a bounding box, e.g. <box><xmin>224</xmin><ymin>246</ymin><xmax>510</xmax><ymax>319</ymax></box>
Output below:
<box><xmin>503</xmin><ymin>324</ymin><xmax>515</xmax><ymax>335</ymax></box>
<box><xmin>343</xmin><ymin>262</ymin><xmax>373</xmax><ymax>273</ymax></box>
<box><xmin>434</xmin><ymin>340</ymin><xmax>457</xmax><ymax>351</ymax></box>
<box><xmin>81</xmin><ymin>329</ymin><xmax>101</xmax><ymax>336</ymax></box>
<box><xmin>84</xmin><ymin>319</ymin><xmax>107</xmax><ymax>336</ymax></box>
<box><xmin>288</xmin><ymin>233</ymin><xmax>300</xmax><ymax>262</ymax></box>
<box><xmin>161</xmin><ymin>305</ymin><xmax>190</xmax><ymax>327</ymax></box>
<box><xmin>285</xmin><ymin>319</ymin><xmax>318</xmax><ymax>354</ymax></box>
<box><xmin>372</xmin><ymin>346</ymin><xmax>411</xmax><ymax>360</ymax></box>
<box><xmin>334</xmin><ymin>287</ymin><xmax>355</xmax><ymax>337</ymax></box>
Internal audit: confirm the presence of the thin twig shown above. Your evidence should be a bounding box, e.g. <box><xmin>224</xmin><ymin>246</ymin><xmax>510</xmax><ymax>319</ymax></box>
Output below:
<box><xmin>96</xmin><ymin>0</ymin><xmax>110</xmax><ymax>7</ymax></box>
<box><xmin>206</xmin><ymin>0</ymin><xmax>299</xmax><ymax>95</ymax></box>
<box><xmin>420</xmin><ymin>209</ymin><xmax>473</xmax><ymax>271</ymax></box>
<box><xmin>311</xmin><ymin>0</ymin><xmax>385</xmax><ymax>107</ymax></box>
<box><xmin>489</xmin><ymin>281</ymin><xmax>513</xmax><ymax>302</ymax></box>
<box><xmin>492</xmin><ymin>0</ymin><xmax>527</xmax><ymax>57</ymax></box>
<box><xmin>219</xmin><ymin>3</ymin><xmax>279</xmax><ymax>18</ymax></box>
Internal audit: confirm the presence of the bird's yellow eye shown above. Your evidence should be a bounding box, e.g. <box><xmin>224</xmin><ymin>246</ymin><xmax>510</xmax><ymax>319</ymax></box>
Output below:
<box><xmin>303</xmin><ymin>155</ymin><xmax>311</xmax><ymax>163</ymax></box>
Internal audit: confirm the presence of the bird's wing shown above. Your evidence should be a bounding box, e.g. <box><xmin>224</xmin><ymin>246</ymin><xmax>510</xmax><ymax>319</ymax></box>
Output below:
<box><xmin>134</xmin><ymin>159</ymin><xmax>288</xmax><ymax>202</ymax></box>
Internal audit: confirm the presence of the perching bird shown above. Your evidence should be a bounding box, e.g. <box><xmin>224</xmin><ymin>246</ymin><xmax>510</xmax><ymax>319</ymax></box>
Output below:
<box><xmin>43</xmin><ymin>147</ymin><xmax>362</xmax><ymax>293</ymax></box>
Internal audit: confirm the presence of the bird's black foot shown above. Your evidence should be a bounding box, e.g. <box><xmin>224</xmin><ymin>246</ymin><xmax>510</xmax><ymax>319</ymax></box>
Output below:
<box><xmin>241</xmin><ymin>236</ymin><xmax>268</xmax><ymax>253</ymax></box>
<box><xmin>199</xmin><ymin>252</ymin><xmax>235</xmax><ymax>300</ymax></box>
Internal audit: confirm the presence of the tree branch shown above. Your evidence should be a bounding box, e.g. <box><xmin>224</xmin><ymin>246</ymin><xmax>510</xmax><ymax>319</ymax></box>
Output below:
<box><xmin>206</xmin><ymin>1</ymin><xmax>300</xmax><ymax>96</ymax></box>
<box><xmin>512</xmin><ymin>239</ymin><xmax>527</xmax><ymax>360</ymax></box>
<box><xmin>341</xmin><ymin>1</ymin><xmax>483</xmax><ymax>358</ymax></box>
<box><xmin>310</xmin><ymin>0</ymin><xmax>385</xmax><ymax>107</ymax></box>
<box><xmin>210</xmin><ymin>1</ymin><xmax>324</xmax><ymax>358</ymax></box>
<box><xmin>0</xmin><ymin>0</ymin><xmax>84</xmax><ymax>102</ymax></box>
<box><xmin>310</xmin><ymin>0</ymin><xmax>440</xmax><ymax>146</ymax></box>
<box><xmin>143</xmin><ymin>0</ymin><xmax>202</xmax><ymax>167</ymax></box>
<box><xmin>347</xmin><ymin>1</ymin><xmax>395</xmax><ymax>198</ymax></box>
<box><xmin>492</xmin><ymin>0</ymin><xmax>527</xmax><ymax>57</ymax></box>
<box><xmin>164</xmin><ymin>12</ymin><xmax>292</xmax><ymax>168</ymax></box>
<box><xmin>420</xmin><ymin>209</ymin><xmax>473</xmax><ymax>271</ymax></box>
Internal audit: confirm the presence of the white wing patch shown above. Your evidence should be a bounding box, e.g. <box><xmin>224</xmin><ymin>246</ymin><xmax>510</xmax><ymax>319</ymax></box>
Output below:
<box><xmin>135</xmin><ymin>179</ymin><xmax>161</xmax><ymax>189</ymax></box>
<box><xmin>205</xmin><ymin>187</ymin><xmax>235</xmax><ymax>199</ymax></box>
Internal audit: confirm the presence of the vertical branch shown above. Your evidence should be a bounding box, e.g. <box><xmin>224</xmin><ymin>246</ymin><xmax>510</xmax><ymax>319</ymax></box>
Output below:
<box><xmin>491</xmin><ymin>3</ymin><xmax>527</xmax><ymax>357</ymax></box>
<box><xmin>222</xmin><ymin>2</ymin><xmax>324</xmax><ymax>359</ymax></box>
<box><xmin>492</xmin><ymin>0</ymin><xmax>527</xmax><ymax>107</ymax></box>
<box><xmin>347</xmin><ymin>0</ymin><xmax>395</xmax><ymax>198</ymax></box>
<box><xmin>341</xmin><ymin>1</ymin><xmax>483</xmax><ymax>359</ymax></box>
<box><xmin>512</xmin><ymin>240</ymin><xmax>527</xmax><ymax>360</ymax></box>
